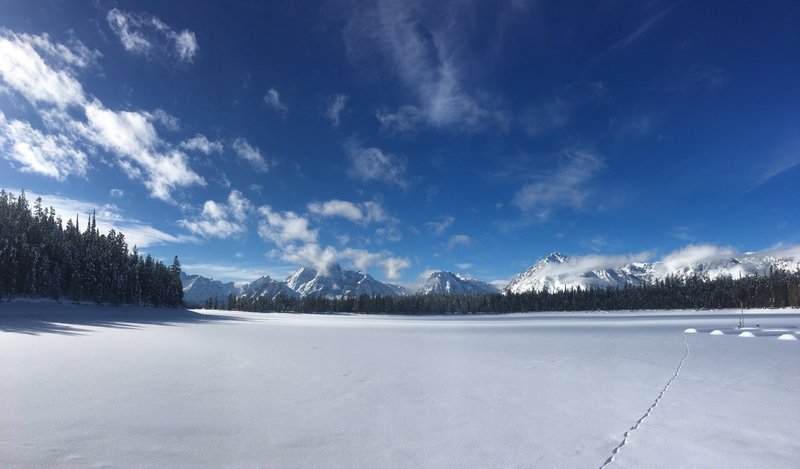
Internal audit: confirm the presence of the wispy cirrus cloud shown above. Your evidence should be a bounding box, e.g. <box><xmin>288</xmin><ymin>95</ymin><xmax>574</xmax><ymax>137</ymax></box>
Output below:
<box><xmin>106</xmin><ymin>8</ymin><xmax>199</xmax><ymax>65</ymax></box>
<box><xmin>594</xmin><ymin>6</ymin><xmax>673</xmax><ymax>61</ymax></box>
<box><xmin>425</xmin><ymin>215</ymin><xmax>454</xmax><ymax>235</ymax></box>
<box><xmin>326</xmin><ymin>94</ymin><xmax>348</xmax><ymax>127</ymax></box>
<box><xmin>345</xmin><ymin>0</ymin><xmax>505</xmax><ymax>133</ymax></box>
<box><xmin>447</xmin><ymin>234</ymin><xmax>472</xmax><ymax>249</ymax></box>
<box><xmin>511</xmin><ymin>149</ymin><xmax>606</xmax><ymax>219</ymax></box>
<box><xmin>232</xmin><ymin>137</ymin><xmax>270</xmax><ymax>172</ymax></box>
<box><xmin>344</xmin><ymin>139</ymin><xmax>407</xmax><ymax>187</ymax></box>
<box><xmin>263</xmin><ymin>87</ymin><xmax>288</xmax><ymax>116</ymax></box>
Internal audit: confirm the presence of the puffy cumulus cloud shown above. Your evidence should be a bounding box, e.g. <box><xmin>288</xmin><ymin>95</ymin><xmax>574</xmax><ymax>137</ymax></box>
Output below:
<box><xmin>345</xmin><ymin>140</ymin><xmax>407</xmax><ymax>187</ymax></box>
<box><xmin>6</xmin><ymin>188</ymin><xmax>194</xmax><ymax>248</ymax></box>
<box><xmin>84</xmin><ymin>102</ymin><xmax>205</xmax><ymax>201</ymax></box>
<box><xmin>307</xmin><ymin>199</ymin><xmax>387</xmax><ymax>225</ymax></box>
<box><xmin>263</xmin><ymin>88</ymin><xmax>288</xmax><ymax>116</ymax></box>
<box><xmin>0</xmin><ymin>29</ymin><xmax>89</xmax><ymax>109</ymax></box>
<box><xmin>326</xmin><ymin>94</ymin><xmax>348</xmax><ymax>127</ymax></box>
<box><xmin>447</xmin><ymin>234</ymin><xmax>472</xmax><ymax>249</ymax></box>
<box><xmin>180</xmin><ymin>134</ymin><xmax>224</xmax><ymax>155</ymax></box>
<box><xmin>512</xmin><ymin>149</ymin><xmax>605</xmax><ymax>218</ymax></box>
<box><xmin>0</xmin><ymin>29</ymin><xmax>206</xmax><ymax>201</ymax></box>
<box><xmin>276</xmin><ymin>243</ymin><xmax>409</xmax><ymax>279</ymax></box>
<box><xmin>345</xmin><ymin>1</ymin><xmax>504</xmax><ymax>133</ymax></box>
<box><xmin>0</xmin><ymin>111</ymin><xmax>88</xmax><ymax>180</ymax></box>
<box><xmin>259</xmin><ymin>201</ymin><xmax>409</xmax><ymax>279</ymax></box>
<box><xmin>233</xmin><ymin>137</ymin><xmax>270</xmax><ymax>173</ymax></box>
<box><xmin>258</xmin><ymin>206</ymin><xmax>318</xmax><ymax>245</ymax></box>
<box><xmin>106</xmin><ymin>8</ymin><xmax>198</xmax><ymax>65</ymax></box>
<box><xmin>179</xmin><ymin>190</ymin><xmax>252</xmax><ymax>239</ymax></box>
<box><xmin>425</xmin><ymin>215</ymin><xmax>454</xmax><ymax>235</ymax></box>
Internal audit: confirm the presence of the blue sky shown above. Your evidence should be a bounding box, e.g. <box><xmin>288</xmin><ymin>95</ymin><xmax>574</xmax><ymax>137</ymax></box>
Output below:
<box><xmin>1</xmin><ymin>0</ymin><xmax>798</xmax><ymax>286</ymax></box>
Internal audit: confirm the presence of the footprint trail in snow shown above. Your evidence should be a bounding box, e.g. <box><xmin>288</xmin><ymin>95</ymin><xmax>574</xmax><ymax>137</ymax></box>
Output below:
<box><xmin>598</xmin><ymin>333</ymin><xmax>690</xmax><ymax>468</ymax></box>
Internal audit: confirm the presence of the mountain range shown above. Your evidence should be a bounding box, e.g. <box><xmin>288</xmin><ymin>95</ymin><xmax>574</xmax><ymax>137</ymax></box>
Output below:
<box><xmin>182</xmin><ymin>250</ymin><xmax>799</xmax><ymax>305</ymax></box>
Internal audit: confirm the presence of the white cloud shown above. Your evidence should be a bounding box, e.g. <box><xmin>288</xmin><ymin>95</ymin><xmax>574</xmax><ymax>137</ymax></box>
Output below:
<box><xmin>173</xmin><ymin>30</ymin><xmax>199</xmax><ymax>63</ymax></box>
<box><xmin>0</xmin><ymin>29</ymin><xmax>88</xmax><ymax>109</ymax></box>
<box><xmin>0</xmin><ymin>29</ymin><xmax>206</xmax><ymax>201</ymax></box>
<box><xmin>277</xmin><ymin>243</ymin><xmax>338</xmax><ymax>274</ymax></box>
<box><xmin>106</xmin><ymin>9</ymin><xmax>199</xmax><ymax>65</ymax></box>
<box><xmin>276</xmin><ymin>243</ymin><xmax>409</xmax><ymax>280</ymax></box>
<box><xmin>149</xmin><ymin>108</ymin><xmax>180</xmax><ymax>131</ymax></box>
<box><xmin>233</xmin><ymin>137</ymin><xmax>270</xmax><ymax>172</ymax></box>
<box><xmin>5</xmin><ymin>188</ymin><xmax>193</xmax><ymax>248</ymax></box>
<box><xmin>84</xmin><ymin>102</ymin><xmax>205</xmax><ymax>202</ymax></box>
<box><xmin>376</xmin><ymin>105</ymin><xmax>423</xmax><ymax>135</ymax></box>
<box><xmin>345</xmin><ymin>1</ymin><xmax>502</xmax><ymax>132</ymax></box>
<box><xmin>307</xmin><ymin>199</ymin><xmax>387</xmax><ymax>225</ymax></box>
<box><xmin>110</xmin><ymin>188</ymin><xmax>124</xmax><ymax>198</ymax></box>
<box><xmin>264</xmin><ymin>88</ymin><xmax>288</xmax><ymax>116</ymax></box>
<box><xmin>657</xmin><ymin>245</ymin><xmax>736</xmax><ymax>276</ymax></box>
<box><xmin>345</xmin><ymin>140</ymin><xmax>407</xmax><ymax>187</ymax></box>
<box><xmin>512</xmin><ymin>149</ymin><xmax>605</xmax><ymax>218</ymax></box>
<box><xmin>179</xmin><ymin>190</ymin><xmax>252</xmax><ymax>239</ymax></box>
<box><xmin>259</xmin><ymin>200</ymin><xmax>408</xmax><ymax>279</ymax></box>
<box><xmin>595</xmin><ymin>7</ymin><xmax>673</xmax><ymax>61</ymax></box>
<box><xmin>447</xmin><ymin>234</ymin><xmax>472</xmax><ymax>249</ymax></box>
<box><xmin>258</xmin><ymin>206</ymin><xmax>318</xmax><ymax>245</ymax></box>
<box><xmin>0</xmin><ymin>111</ymin><xmax>88</xmax><ymax>180</ymax></box>
<box><xmin>425</xmin><ymin>215</ymin><xmax>454</xmax><ymax>235</ymax></box>
<box><xmin>326</xmin><ymin>94</ymin><xmax>348</xmax><ymax>127</ymax></box>
<box><xmin>181</xmin><ymin>134</ymin><xmax>224</xmax><ymax>154</ymax></box>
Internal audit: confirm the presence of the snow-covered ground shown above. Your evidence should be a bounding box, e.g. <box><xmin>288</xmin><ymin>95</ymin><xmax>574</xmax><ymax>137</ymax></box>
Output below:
<box><xmin>1</xmin><ymin>301</ymin><xmax>798</xmax><ymax>468</ymax></box>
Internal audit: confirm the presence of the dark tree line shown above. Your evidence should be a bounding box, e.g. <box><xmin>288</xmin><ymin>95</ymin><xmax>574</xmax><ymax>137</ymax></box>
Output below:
<box><xmin>0</xmin><ymin>190</ymin><xmax>183</xmax><ymax>307</ymax></box>
<box><xmin>220</xmin><ymin>268</ymin><xmax>800</xmax><ymax>314</ymax></box>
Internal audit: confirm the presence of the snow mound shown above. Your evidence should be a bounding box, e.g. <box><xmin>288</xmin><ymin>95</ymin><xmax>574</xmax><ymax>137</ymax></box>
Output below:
<box><xmin>684</xmin><ymin>328</ymin><xmax>697</xmax><ymax>333</ymax></box>
<box><xmin>777</xmin><ymin>334</ymin><xmax>797</xmax><ymax>341</ymax></box>
<box><xmin>710</xmin><ymin>330</ymin><xmax>724</xmax><ymax>335</ymax></box>
<box><xmin>738</xmin><ymin>331</ymin><xmax>755</xmax><ymax>338</ymax></box>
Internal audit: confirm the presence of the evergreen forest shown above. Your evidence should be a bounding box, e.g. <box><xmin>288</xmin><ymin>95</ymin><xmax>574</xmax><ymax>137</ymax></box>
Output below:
<box><xmin>0</xmin><ymin>190</ymin><xmax>183</xmax><ymax>307</ymax></box>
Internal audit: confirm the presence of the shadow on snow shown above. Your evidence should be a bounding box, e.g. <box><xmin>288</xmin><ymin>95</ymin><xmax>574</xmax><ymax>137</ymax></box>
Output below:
<box><xmin>0</xmin><ymin>301</ymin><xmax>246</xmax><ymax>336</ymax></box>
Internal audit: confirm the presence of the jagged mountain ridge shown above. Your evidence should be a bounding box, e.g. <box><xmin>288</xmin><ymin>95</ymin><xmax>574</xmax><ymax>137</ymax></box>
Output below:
<box><xmin>182</xmin><ymin>264</ymin><xmax>409</xmax><ymax>305</ymax></box>
<box><xmin>420</xmin><ymin>271</ymin><xmax>499</xmax><ymax>295</ymax></box>
<box><xmin>505</xmin><ymin>251</ymin><xmax>800</xmax><ymax>294</ymax></box>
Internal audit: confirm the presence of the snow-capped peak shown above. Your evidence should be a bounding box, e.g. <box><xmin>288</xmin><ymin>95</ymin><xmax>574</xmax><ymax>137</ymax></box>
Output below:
<box><xmin>420</xmin><ymin>271</ymin><xmax>499</xmax><ymax>295</ymax></box>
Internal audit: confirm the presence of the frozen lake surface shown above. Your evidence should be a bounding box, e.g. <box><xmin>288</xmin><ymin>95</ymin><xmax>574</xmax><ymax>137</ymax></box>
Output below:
<box><xmin>2</xmin><ymin>302</ymin><xmax>799</xmax><ymax>468</ymax></box>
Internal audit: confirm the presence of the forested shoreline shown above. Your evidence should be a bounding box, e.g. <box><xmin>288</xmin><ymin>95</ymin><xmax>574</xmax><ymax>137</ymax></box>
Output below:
<box><xmin>3</xmin><ymin>189</ymin><xmax>799</xmax><ymax>315</ymax></box>
<box><xmin>216</xmin><ymin>268</ymin><xmax>800</xmax><ymax>314</ymax></box>
<box><xmin>0</xmin><ymin>190</ymin><xmax>183</xmax><ymax>307</ymax></box>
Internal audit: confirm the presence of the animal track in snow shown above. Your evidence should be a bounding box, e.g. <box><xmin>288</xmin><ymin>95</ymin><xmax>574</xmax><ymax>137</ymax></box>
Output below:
<box><xmin>598</xmin><ymin>333</ymin><xmax>690</xmax><ymax>469</ymax></box>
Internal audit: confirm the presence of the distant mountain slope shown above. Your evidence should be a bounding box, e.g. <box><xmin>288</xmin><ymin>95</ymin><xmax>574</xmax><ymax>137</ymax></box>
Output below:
<box><xmin>505</xmin><ymin>251</ymin><xmax>800</xmax><ymax>294</ymax></box>
<box><xmin>182</xmin><ymin>264</ymin><xmax>409</xmax><ymax>305</ymax></box>
<box><xmin>420</xmin><ymin>271</ymin><xmax>499</xmax><ymax>295</ymax></box>
<box><xmin>239</xmin><ymin>276</ymin><xmax>298</xmax><ymax>300</ymax></box>
<box><xmin>285</xmin><ymin>264</ymin><xmax>406</xmax><ymax>297</ymax></box>
<box><xmin>180</xmin><ymin>272</ymin><xmax>239</xmax><ymax>306</ymax></box>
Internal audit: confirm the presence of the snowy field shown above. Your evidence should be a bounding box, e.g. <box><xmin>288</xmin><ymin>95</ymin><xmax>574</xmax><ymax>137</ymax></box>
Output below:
<box><xmin>2</xmin><ymin>302</ymin><xmax>799</xmax><ymax>468</ymax></box>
